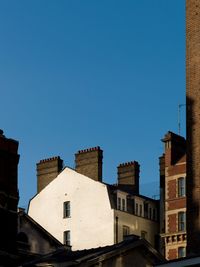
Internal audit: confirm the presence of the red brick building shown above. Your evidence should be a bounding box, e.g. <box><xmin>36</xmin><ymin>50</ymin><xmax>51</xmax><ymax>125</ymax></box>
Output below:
<box><xmin>159</xmin><ymin>132</ymin><xmax>186</xmax><ymax>260</ymax></box>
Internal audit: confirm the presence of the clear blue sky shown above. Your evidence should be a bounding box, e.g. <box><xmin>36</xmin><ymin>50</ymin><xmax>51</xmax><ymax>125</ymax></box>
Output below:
<box><xmin>0</xmin><ymin>1</ymin><xmax>185</xmax><ymax>208</ymax></box>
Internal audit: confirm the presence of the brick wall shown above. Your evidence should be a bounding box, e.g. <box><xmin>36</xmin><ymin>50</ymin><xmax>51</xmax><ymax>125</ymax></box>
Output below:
<box><xmin>167</xmin><ymin>180</ymin><xmax>176</xmax><ymax>199</ymax></box>
<box><xmin>75</xmin><ymin>147</ymin><xmax>103</xmax><ymax>182</ymax></box>
<box><xmin>168</xmin><ymin>214</ymin><xmax>177</xmax><ymax>233</ymax></box>
<box><xmin>168</xmin><ymin>249</ymin><xmax>177</xmax><ymax>260</ymax></box>
<box><xmin>168</xmin><ymin>198</ymin><xmax>186</xmax><ymax>210</ymax></box>
<box><xmin>186</xmin><ymin>0</ymin><xmax>200</xmax><ymax>254</ymax></box>
<box><xmin>161</xmin><ymin>131</ymin><xmax>186</xmax><ymax>260</ymax></box>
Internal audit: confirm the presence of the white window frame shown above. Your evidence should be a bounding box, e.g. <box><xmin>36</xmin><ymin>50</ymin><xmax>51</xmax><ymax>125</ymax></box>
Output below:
<box><xmin>178</xmin><ymin>177</ymin><xmax>186</xmax><ymax>197</ymax></box>
<box><xmin>117</xmin><ymin>197</ymin><xmax>121</xmax><ymax>210</ymax></box>
<box><xmin>178</xmin><ymin>211</ymin><xmax>186</xmax><ymax>232</ymax></box>
<box><xmin>122</xmin><ymin>198</ymin><xmax>126</xmax><ymax>211</ymax></box>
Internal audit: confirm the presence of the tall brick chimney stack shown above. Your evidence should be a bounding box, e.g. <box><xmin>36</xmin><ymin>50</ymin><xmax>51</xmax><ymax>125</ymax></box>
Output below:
<box><xmin>0</xmin><ymin>129</ymin><xmax>19</xmax><ymax>253</ymax></box>
<box><xmin>75</xmin><ymin>146</ymin><xmax>103</xmax><ymax>182</ymax></box>
<box><xmin>117</xmin><ymin>161</ymin><xmax>140</xmax><ymax>194</ymax></box>
<box><xmin>161</xmin><ymin>131</ymin><xmax>186</xmax><ymax>167</ymax></box>
<box><xmin>186</xmin><ymin>0</ymin><xmax>200</xmax><ymax>255</ymax></box>
<box><xmin>37</xmin><ymin>156</ymin><xmax>63</xmax><ymax>193</ymax></box>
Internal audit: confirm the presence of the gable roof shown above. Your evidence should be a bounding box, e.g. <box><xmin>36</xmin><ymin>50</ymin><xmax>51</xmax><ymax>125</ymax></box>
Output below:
<box><xmin>22</xmin><ymin>235</ymin><xmax>165</xmax><ymax>266</ymax></box>
<box><xmin>18</xmin><ymin>209</ymin><xmax>63</xmax><ymax>247</ymax></box>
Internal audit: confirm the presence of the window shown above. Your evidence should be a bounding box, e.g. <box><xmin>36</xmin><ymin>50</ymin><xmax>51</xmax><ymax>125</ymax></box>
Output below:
<box><xmin>64</xmin><ymin>201</ymin><xmax>70</xmax><ymax>218</ymax></box>
<box><xmin>144</xmin><ymin>202</ymin><xmax>149</xmax><ymax>218</ymax></box>
<box><xmin>153</xmin><ymin>208</ymin><xmax>156</xmax><ymax>220</ymax></box>
<box><xmin>141</xmin><ymin>231</ymin><xmax>147</xmax><ymax>239</ymax></box>
<box><xmin>122</xmin><ymin>199</ymin><xmax>125</xmax><ymax>211</ymax></box>
<box><xmin>139</xmin><ymin>204</ymin><xmax>143</xmax><ymax>216</ymax></box>
<box><xmin>64</xmin><ymin>230</ymin><xmax>70</xmax><ymax>246</ymax></box>
<box><xmin>178</xmin><ymin>177</ymin><xmax>186</xmax><ymax>197</ymax></box>
<box><xmin>149</xmin><ymin>207</ymin><xmax>152</xmax><ymax>219</ymax></box>
<box><xmin>123</xmin><ymin>225</ymin><xmax>130</xmax><ymax>239</ymax></box>
<box><xmin>178</xmin><ymin>247</ymin><xmax>186</xmax><ymax>258</ymax></box>
<box><xmin>178</xmin><ymin>212</ymin><xmax>186</xmax><ymax>231</ymax></box>
<box><xmin>135</xmin><ymin>203</ymin><xmax>138</xmax><ymax>215</ymax></box>
<box><xmin>117</xmin><ymin>197</ymin><xmax>121</xmax><ymax>210</ymax></box>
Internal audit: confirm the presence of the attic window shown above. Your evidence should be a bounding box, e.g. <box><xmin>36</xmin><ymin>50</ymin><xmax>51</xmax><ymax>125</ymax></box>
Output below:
<box><xmin>117</xmin><ymin>197</ymin><xmax>121</xmax><ymax>210</ymax></box>
<box><xmin>122</xmin><ymin>199</ymin><xmax>126</xmax><ymax>211</ymax></box>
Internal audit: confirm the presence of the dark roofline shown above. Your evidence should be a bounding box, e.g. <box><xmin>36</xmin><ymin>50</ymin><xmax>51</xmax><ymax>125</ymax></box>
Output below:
<box><xmin>18</xmin><ymin>210</ymin><xmax>63</xmax><ymax>247</ymax></box>
<box><xmin>156</xmin><ymin>253</ymin><xmax>200</xmax><ymax>266</ymax></box>
<box><xmin>22</xmin><ymin>236</ymin><xmax>165</xmax><ymax>266</ymax></box>
<box><xmin>84</xmin><ymin>237</ymin><xmax>164</xmax><ymax>266</ymax></box>
<box><xmin>106</xmin><ymin>183</ymin><xmax>159</xmax><ymax>203</ymax></box>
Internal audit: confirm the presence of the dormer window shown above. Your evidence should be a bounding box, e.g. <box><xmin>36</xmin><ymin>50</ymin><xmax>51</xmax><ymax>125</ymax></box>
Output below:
<box><xmin>117</xmin><ymin>197</ymin><xmax>121</xmax><ymax>210</ymax></box>
<box><xmin>122</xmin><ymin>199</ymin><xmax>125</xmax><ymax>211</ymax></box>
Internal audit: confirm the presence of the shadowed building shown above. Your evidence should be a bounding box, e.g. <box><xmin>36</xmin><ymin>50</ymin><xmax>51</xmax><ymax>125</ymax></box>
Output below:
<box><xmin>159</xmin><ymin>132</ymin><xmax>186</xmax><ymax>260</ymax></box>
<box><xmin>21</xmin><ymin>235</ymin><xmax>165</xmax><ymax>267</ymax></box>
<box><xmin>0</xmin><ymin>129</ymin><xmax>19</xmax><ymax>254</ymax></box>
<box><xmin>186</xmin><ymin>0</ymin><xmax>200</xmax><ymax>255</ymax></box>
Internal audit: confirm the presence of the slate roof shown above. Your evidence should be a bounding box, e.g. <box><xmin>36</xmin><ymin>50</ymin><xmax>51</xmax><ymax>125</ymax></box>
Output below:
<box><xmin>22</xmin><ymin>235</ymin><xmax>165</xmax><ymax>267</ymax></box>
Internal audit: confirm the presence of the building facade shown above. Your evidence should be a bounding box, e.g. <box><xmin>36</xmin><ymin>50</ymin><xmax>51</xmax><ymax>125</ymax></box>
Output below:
<box><xmin>160</xmin><ymin>132</ymin><xmax>186</xmax><ymax>260</ymax></box>
<box><xmin>22</xmin><ymin>235</ymin><xmax>164</xmax><ymax>267</ymax></box>
<box><xmin>186</xmin><ymin>0</ymin><xmax>200</xmax><ymax>255</ymax></box>
<box><xmin>28</xmin><ymin>147</ymin><xmax>159</xmax><ymax>251</ymax></box>
<box><xmin>0</xmin><ymin>129</ymin><xmax>20</xmax><ymax>254</ymax></box>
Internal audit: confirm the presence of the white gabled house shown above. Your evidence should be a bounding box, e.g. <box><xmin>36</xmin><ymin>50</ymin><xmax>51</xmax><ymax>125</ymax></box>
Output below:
<box><xmin>28</xmin><ymin>147</ymin><xmax>159</xmax><ymax>251</ymax></box>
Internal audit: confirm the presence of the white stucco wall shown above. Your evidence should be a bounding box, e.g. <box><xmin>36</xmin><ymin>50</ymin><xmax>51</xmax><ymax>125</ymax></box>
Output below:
<box><xmin>114</xmin><ymin>209</ymin><xmax>158</xmax><ymax>247</ymax></box>
<box><xmin>28</xmin><ymin>167</ymin><xmax>114</xmax><ymax>250</ymax></box>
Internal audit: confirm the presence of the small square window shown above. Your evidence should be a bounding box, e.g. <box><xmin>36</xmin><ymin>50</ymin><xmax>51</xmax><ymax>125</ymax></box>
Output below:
<box><xmin>64</xmin><ymin>201</ymin><xmax>70</xmax><ymax>218</ymax></box>
<box><xmin>141</xmin><ymin>230</ymin><xmax>147</xmax><ymax>240</ymax></box>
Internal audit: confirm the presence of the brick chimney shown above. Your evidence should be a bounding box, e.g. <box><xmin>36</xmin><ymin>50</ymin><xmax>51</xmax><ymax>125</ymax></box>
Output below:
<box><xmin>117</xmin><ymin>161</ymin><xmax>140</xmax><ymax>194</ymax></box>
<box><xmin>162</xmin><ymin>131</ymin><xmax>186</xmax><ymax>167</ymax></box>
<box><xmin>75</xmin><ymin>146</ymin><xmax>103</xmax><ymax>182</ymax></box>
<box><xmin>37</xmin><ymin>156</ymin><xmax>63</xmax><ymax>193</ymax></box>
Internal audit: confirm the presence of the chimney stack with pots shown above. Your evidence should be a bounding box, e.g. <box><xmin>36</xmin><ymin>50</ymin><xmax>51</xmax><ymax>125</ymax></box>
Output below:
<box><xmin>75</xmin><ymin>146</ymin><xmax>103</xmax><ymax>182</ymax></box>
<box><xmin>37</xmin><ymin>156</ymin><xmax>63</xmax><ymax>193</ymax></box>
<box><xmin>117</xmin><ymin>161</ymin><xmax>140</xmax><ymax>194</ymax></box>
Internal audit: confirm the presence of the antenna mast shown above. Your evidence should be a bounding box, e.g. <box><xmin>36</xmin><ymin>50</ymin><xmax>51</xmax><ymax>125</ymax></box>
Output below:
<box><xmin>178</xmin><ymin>104</ymin><xmax>186</xmax><ymax>135</ymax></box>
